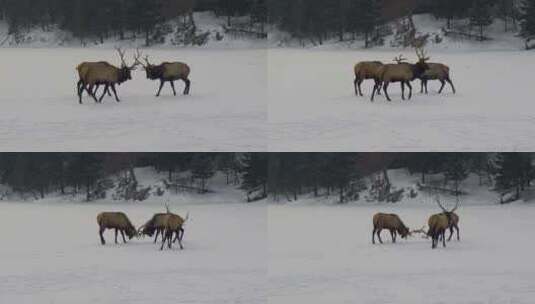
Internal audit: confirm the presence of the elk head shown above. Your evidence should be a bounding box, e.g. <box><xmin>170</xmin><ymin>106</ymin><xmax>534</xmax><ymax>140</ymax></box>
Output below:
<box><xmin>134</xmin><ymin>49</ymin><xmax>164</xmax><ymax>80</ymax></box>
<box><xmin>412</xmin><ymin>47</ymin><xmax>430</xmax><ymax>78</ymax></box>
<box><xmin>116</xmin><ymin>47</ymin><xmax>140</xmax><ymax>83</ymax></box>
<box><xmin>435</xmin><ymin>195</ymin><xmax>459</xmax><ymax>225</ymax></box>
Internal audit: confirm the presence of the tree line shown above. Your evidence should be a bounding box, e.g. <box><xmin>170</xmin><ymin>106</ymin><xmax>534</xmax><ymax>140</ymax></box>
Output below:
<box><xmin>268</xmin><ymin>153</ymin><xmax>535</xmax><ymax>204</ymax></box>
<box><xmin>267</xmin><ymin>0</ymin><xmax>535</xmax><ymax>45</ymax></box>
<box><xmin>0</xmin><ymin>153</ymin><xmax>267</xmax><ymax>202</ymax></box>
<box><xmin>0</xmin><ymin>0</ymin><xmax>267</xmax><ymax>45</ymax></box>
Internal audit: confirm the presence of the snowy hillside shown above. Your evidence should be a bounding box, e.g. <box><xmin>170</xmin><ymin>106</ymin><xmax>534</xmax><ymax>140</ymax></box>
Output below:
<box><xmin>0</xmin><ymin>12</ymin><xmax>266</xmax><ymax>49</ymax></box>
<box><xmin>269</xmin><ymin>14</ymin><xmax>526</xmax><ymax>51</ymax></box>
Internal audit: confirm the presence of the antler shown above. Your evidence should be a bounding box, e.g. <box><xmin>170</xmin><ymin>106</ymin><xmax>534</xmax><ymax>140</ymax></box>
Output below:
<box><xmin>435</xmin><ymin>196</ymin><xmax>447</xmax><ymax>212</ymax></box>
<box><xmin>451</xmin><ymin>196</ymin><xmax>460</xmax><ymax>213</ymax></box>
<box><xmin>165</xmin><ymin>202</ymin><xmax>170</xmax><ymax>213</ymax></box>
<box><xmin>115</xmin><ymin>47</ymin><xmax>127</xmax><ymax>67</ymax></box>
<box><xmin>393</xmin><ymin>54</ymin><xmax>407</xmax><ymax>64</ymax></box>
<box><xmin>133</xmin><ymin>48</ymin><xmax>145</xmax><ymax>68</ymax></box>
<box><xmin>415</xmin><ymin>47</ymin><xmax>430</xmax><ymax>61</ymax></box>
<box><xmin>410</xmin><ymin>225</ymin><xmax>429</xmax><ymax>238</ymax></box>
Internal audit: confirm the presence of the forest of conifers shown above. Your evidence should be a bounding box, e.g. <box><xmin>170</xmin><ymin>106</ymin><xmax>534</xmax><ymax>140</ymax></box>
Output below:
<box><xmin>1</xmin><ymin>0</ymin><xmax>534</xmax><ymax>46</ymax></box>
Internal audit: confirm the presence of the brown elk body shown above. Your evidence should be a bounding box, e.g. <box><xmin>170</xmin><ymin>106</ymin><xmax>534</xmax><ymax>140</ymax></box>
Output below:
<box><xmin>77</xmin><ymin>48</ymin><xmax>139</xmax><ymax>104</ymax></box>
<box><xmin>372</xmin><ymin>213</ymin><xmax>411</xmax><ymax>244</ymax></box>
<box><xmin>136</xmin><ymin>52</ymin><xmax>191</xmax><ymax>96</ymax></box>
<box><xmin>97</xmin><ymin>212</ymin><xmax>137</xmax><ymax>245</ymax></box>
<box><xmin>354</xmin><ymin>61</ymin><xmax>383</xmax><ymax>96</ymax></box>
<box><xmin>159</xmin><ymin>213</ymin><xmax>187</xmax><ymax>250</ymax></box>
<box><xmin>138</xmin><ymin>212</ymin><xmax>185</xmax><ymax>244</ymax></box>
<box><xmin>418</xmin><ymin>62</ymin><xmax>456</xmax><ymax>94</ymax></box>
<box><xmin>371</xmin><ymin>50</ymin><xmax>430</xmax><ymax>102</ymax></box>
<box><xmin>76</xmin><ymin>62</ymin><xmax>113</xmax><ymax>103</ymax></box>
<box><xmin>427</xmin><ymin>197</ymin><xmax>459</xmax><ymax>249</ymax></box>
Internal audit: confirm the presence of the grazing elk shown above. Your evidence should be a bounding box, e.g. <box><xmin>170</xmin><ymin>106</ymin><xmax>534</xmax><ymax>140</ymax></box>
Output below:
<box><xmin>418</xmin><ymin>62</ymin><xmax>456</xmax><ymax>94</ymax></box>
<box><xmin>159</xmin><ymin>213</ymin><xmax>187</xmax><ymax>250</ymax></box>
<box><xmin>96</xmin><ymin>212</ymin><xmax>137</xmax><ymax>245</ymax></box>
<box><xmin>427</xmin><ymin>197</ymin><xmax>459</xmax><ymax>249</ymax></box>
<box><xmin>138</xmin><ymin>212</ymin><xmax>186</xmax><ymax>244</ymax></box>
<box><xmin>134</xmin><ymin>50</ymin><xmax>191</xmax><ymax>97</ymax></box>
<box><xmin>354</xmin><ymin>61</ymin><xmax>383</xmax><ymax>96</ymax></box>
<box><xmin>370</xmin><ymin>48</ymin><xmax>430</xmax><ymax>102</ymax></box>
<box><xmin>372</xmin><ymin>212</ymin><xmax>411</xmax><ymax>244</ymax></box>
<box><xmin>77</xmin><ymin>48</ymin><xmax>139</xmax><ymax>104</ymax></box>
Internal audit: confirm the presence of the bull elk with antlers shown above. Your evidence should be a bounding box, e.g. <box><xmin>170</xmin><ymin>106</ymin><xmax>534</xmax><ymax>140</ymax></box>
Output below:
<box><xmin>135</xmin><ymin>50</ymin><xmax>191</xmax><ymax>97</ymax></box>
<box><xmin>371</xmin><ymin>48</ymin><xmax>430</xmax><ymax>102</ymax></box>
<box><xmin>372</xmin><ymin>213</ymin><xmax>411</xmax><ymax>244</ymax></box>
<box><xmin>76</xmin><ymin>48</ymin><xmax>139</xmax><ymax>104</ymax></box>
<box><xmin>427</xmin><ymin>197</ymin><xmax>459</xmax><ymax>249</ymax></box>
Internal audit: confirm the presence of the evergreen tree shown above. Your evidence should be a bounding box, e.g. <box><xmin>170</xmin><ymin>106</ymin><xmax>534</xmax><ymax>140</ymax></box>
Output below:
<box><xmin>470</xmin><ymin>0</ymin><xmax>494</xmax><ymax>40</ymax></box>
<box><xmin>494</xmin><ymin>153</ymin><xmax>533</xmax><ymax>202</ymax></box>
<box><xmin>241</xmin><ymin>153</ymin><xmax>267</xmax><ymax>201</ymax></box>
<box><xmin>444</xmin><ymin>153</ymin><xmax>470</xmax><ymax>195</ymax></box>
<box><xmin>521</xmin><ymin>0</ymin><xmax>535</xmax><ymax>37</ymax></box>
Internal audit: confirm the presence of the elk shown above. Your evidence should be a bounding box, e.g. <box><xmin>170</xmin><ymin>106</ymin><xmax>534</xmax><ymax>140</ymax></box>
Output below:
<box><xmin>370</xmin><ymin>49</ymin><xmax>430</xmax><ymax>102</ymax></box>
<box><xmin>138</xmin><ymin>212</ymin><xmax>186</xmax><ymax>244</ymax></box>
<box><xmin>372</xmin><ymin>213</ymin><xmax>411</xmax><ymax>244</ymax></box>
<box><xmin>159</xmin><ymin>213</ymin><xmax>187</xmax><ymax>250</ymax></box>
<box><xmin>427</xmin><ymin>197</ymin><xmax>459</xmax><ymax>249</ymax></box>
<box><xmin>77</xmin><ymin>48</ymin><xmax>139</xmax><ymax>104</ymax></box>
<box><xmin>354</xmin><ymin>61</ymin><xmax>383</xmax><ymax>96</ymax></box>
<box><xmin>96</xmin><ymin>212</ymin><xmax>137</xmax><ymax>245</ymax></box>
<box><xmin>76</xmin><ymin>62</ymin><xmax>112</xmax><ymax>103</ymax></box>
<box><xmin>135</xmin><ymin>50</ymin><xmax>191</xmax><ymax>97</ymax></box>
<box><xmin>418</xmin><ymin>61</ymin><xmax>456</xmax><ymax>94</ymax></box>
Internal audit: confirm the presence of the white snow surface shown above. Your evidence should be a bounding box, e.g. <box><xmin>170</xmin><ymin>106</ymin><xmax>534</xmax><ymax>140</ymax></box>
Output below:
<box><xmin>268</xmin><ymin>48</ymin><xmax>535</xmax><ymax>151</ymax></box>
<box><xmin>0</xmin><ymin>201</ymin><xmax>267</xmax><ymax>304</ymax></box>
<box><xmin>0</xmin><ymin>48</ymin><xmax>267</xmax><ymax>151</ymax></box>
<box><xmin>268</xmin><ymin>202</ymin><xmax>535</xmax><ymax>304</ymax></box>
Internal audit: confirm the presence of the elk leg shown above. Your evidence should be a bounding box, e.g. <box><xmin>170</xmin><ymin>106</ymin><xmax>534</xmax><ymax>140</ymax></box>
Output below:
<box><xmin>99</xmin><ymin>227</ymin><xmax>106</xmax><ymax>245</ymax></box>
<box><xmin>170</xmin><ymin>81</ymin><xmax>177</xmax><ymax>96</ymax></box>
<box><xmin>438</xmin><ymin>80</ymin><xmax>446</xmax><ymax>94</ymax></box>
<box><xmin>156</xmin><ymin>80</ymin><xmax>164</xmax><ymax>97</ymax></box>
<box><xmin>121</xmin><ymin>230</ymin><xmax>127</xmax><ymax>243</ymax></box>
<box><xmin>154</xmin><ymin>229</ymin><xmax>160</xmax><ymax>243</ymax></box>
<box><xmin>372</xmin><ymin>227</ymin><xmax>376</xmax><ymax>244</ymax></box>
<box><xmin>160</xmin><ymin>232</ymin><xmax>167</xmax><ymax>250</ymax></box>
<box><xmin>167</xmin><ymin>231</ymin><xmax>173</xmax><ymax>249</ymax></box>
<box><xmin>77</xmin><ymin>80</ymin><xmax>84</xmax><ymax>104</ymax></box>
<box><xmin>114</xmin><ymin>229</ymin><xmax>118</xmax><ymax>244</ymax></box>
<box><xmin>406</xmin><ymin>81</ymin><xmax>412</xmax><ymax>100</ymax></box>
<box><xmin>390</xmin><ymin>230</ymin><xmax>396</xmax><ymax>243</ymax></box>
<box><xmin>420</xmin><ymin>79</ymin><xmax>424</xmax><ymax>93</ymax></box>
<box><xmin>446</xmin><ymin>77</ymin><xmax>456</xmax><ymax>94</ymax></box>
<box><xmin>357</xmin><ymin>79</ymin><xmax>364</xmax><ymax>96</ymax></box>
<box><xmin>424</xmin><ymin>80</ymin><xmax>429</xmax><ymax>94</ymax></box>
<box><xmin>442</xmin><ymin>231</ymin><xmax>446</xmax><ymax>247</ymax></box>
<box><xmin>377</xmin><ymin>229</ymin><xmax>383</xmax><ymax>244</ymax></box>
<box><xmin>110</xmin><ymin>84</ymin><xmax>120</xmax><ymax>102</ymax></box>
<box><xmin>177</xmin><ymin>230</ymin><xmax>184</xmax><ymax>250</ymax></box>
<box><xmin>370</xmin><ymin>83</ymin><xmax>377</xmax><ymax>102</ymax></box>
<box><xmin>383</xmin><ymin>82</ymin><xmax>391</xmax><ymax>101</ymax></box>
<box><xmin>183</xmin><ymin>79</ymin><xmax>191</xmax><ymax>95</ymax></box>
<box><xmin>89</xmin><ymin>85</ymin><xmax>99</xmax><ymax>103</ymax></box>
<box><xmin>401</xmin><ymin>82</ymin><xmax>405</xmax><ymax>100</ymax></box>
<box><xmin>354</xmin><ymin>77</ymin><xmax>359</xmax><ymax>96</ymax></box>
<box><xmin>376</xmin><ymin>82</ymin><xmax>382</xmax><ymax>95</ymax></box>
<box><xmin>448</xmin><ymin>226</ymin><xmax>454</xmax><ymax>241</ymax></box>
<box><xmin>99</xmin><ymin>84</ymin><xmax>109</xmax><ymax>103</ymax></box>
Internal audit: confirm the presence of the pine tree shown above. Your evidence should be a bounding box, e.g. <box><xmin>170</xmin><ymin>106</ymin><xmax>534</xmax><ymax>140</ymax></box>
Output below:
<box><xmin>470</xmin><ymin>0</ymin><xmax>494</xmax><ymax>40</ymax></box>
<box><xmin>521</xmin><ymin>0</ymin><xmax>535</xmax><ymax>37</ymax></box>
<box><xmin>191</xmin><ymin>153</ymin><xmax>216</xmax><ymax>193</ymax></box>
<box><xmin>444</xmin><ymin>153</ymin><xmax>469</xmax><ymax>195</ymax></box>
<box><xmin>494</xmin><ymin>153</ymin><xmax>532</xmax><ymax>202</ymax></box>
<box><xmin>240</xmin><ymin>153</ymin><xmax>267</xmax><ymax>201</ymax></box>
<box><xmin>356</xmin><ymin>0</ymin><xmax>382</xmax><ymax>48</ymax></box>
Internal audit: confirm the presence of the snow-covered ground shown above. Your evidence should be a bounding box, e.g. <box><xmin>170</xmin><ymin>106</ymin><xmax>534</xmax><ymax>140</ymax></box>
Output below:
<box><xmin>268</xmin><ymin>49</ymin><xmax>535</xmax><ymax>151</ymax></box>
<box><xmin>0</xmin><ymin>201</ymin><xmax>267</xmax><ymax>304</ymax></box>
<box><xmin>268</xmin><ymin>202</ymin><xmax>535</xmax><ymax>304</ymax></box>
<box><xmin>0</xmin><ymin>48</ymin><xmax>267</xmax><ymax>151</ymax></box>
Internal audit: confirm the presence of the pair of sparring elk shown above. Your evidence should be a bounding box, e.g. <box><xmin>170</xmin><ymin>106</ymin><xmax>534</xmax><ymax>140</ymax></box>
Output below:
<box><xmin>96</xmin><ymin>208</ymin><xmax>188</xmax><ymax>250</ymax></box>
<box><xmin>77</xmin><ymin>49</ymin><xmax>191</xmax><ymax>103</ymax></box>
<box><xmin>354</xmin><ymin>48</ymin><xmax>455</xmax><ymax>101</ymax></box>
<box><xmin>137</xmin><ymin>210</ymin><xmax>189</xmax><ymax>250</ymax></box>
<box><xmin>371</xmin><ymin>198</ymin><xmax>460</xmax><ymax>250</ymax></box>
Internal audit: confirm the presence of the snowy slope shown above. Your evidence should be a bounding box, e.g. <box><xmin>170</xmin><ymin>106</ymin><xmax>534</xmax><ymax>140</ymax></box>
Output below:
<box><xmin>0</xmin><ymin>201</ymin><xmax>267</xmax><ymax>304</ymax></box>
<box><xmin>268</xmin><ymin>49</ymin><xmax>535</xmax><ymax>151</ymax></box>
<box><xmin>0</xmin><ymin>48</ymin><xmax>267</xmax><ymax>151</ymax></box>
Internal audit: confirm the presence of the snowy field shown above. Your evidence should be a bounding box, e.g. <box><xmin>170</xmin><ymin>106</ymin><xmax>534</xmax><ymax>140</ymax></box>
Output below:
<box><xmin>0</xmin><ymin>48</ymin><xmax>267</xmax><ymax>151</ymax></box>
<box><xmin>268</xmin><ymin>202</ymin><xmax>535</xmax><ymax>304</ymax></box>
<box><xmin>268</xmin><ymin>49</ymin><xmax>535</xmax><ymax>151</ymax></box>
<box><xmin>0</xmin><ymin>202</ymin><xmax>267</xmax><ymax>304</ymax></box>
